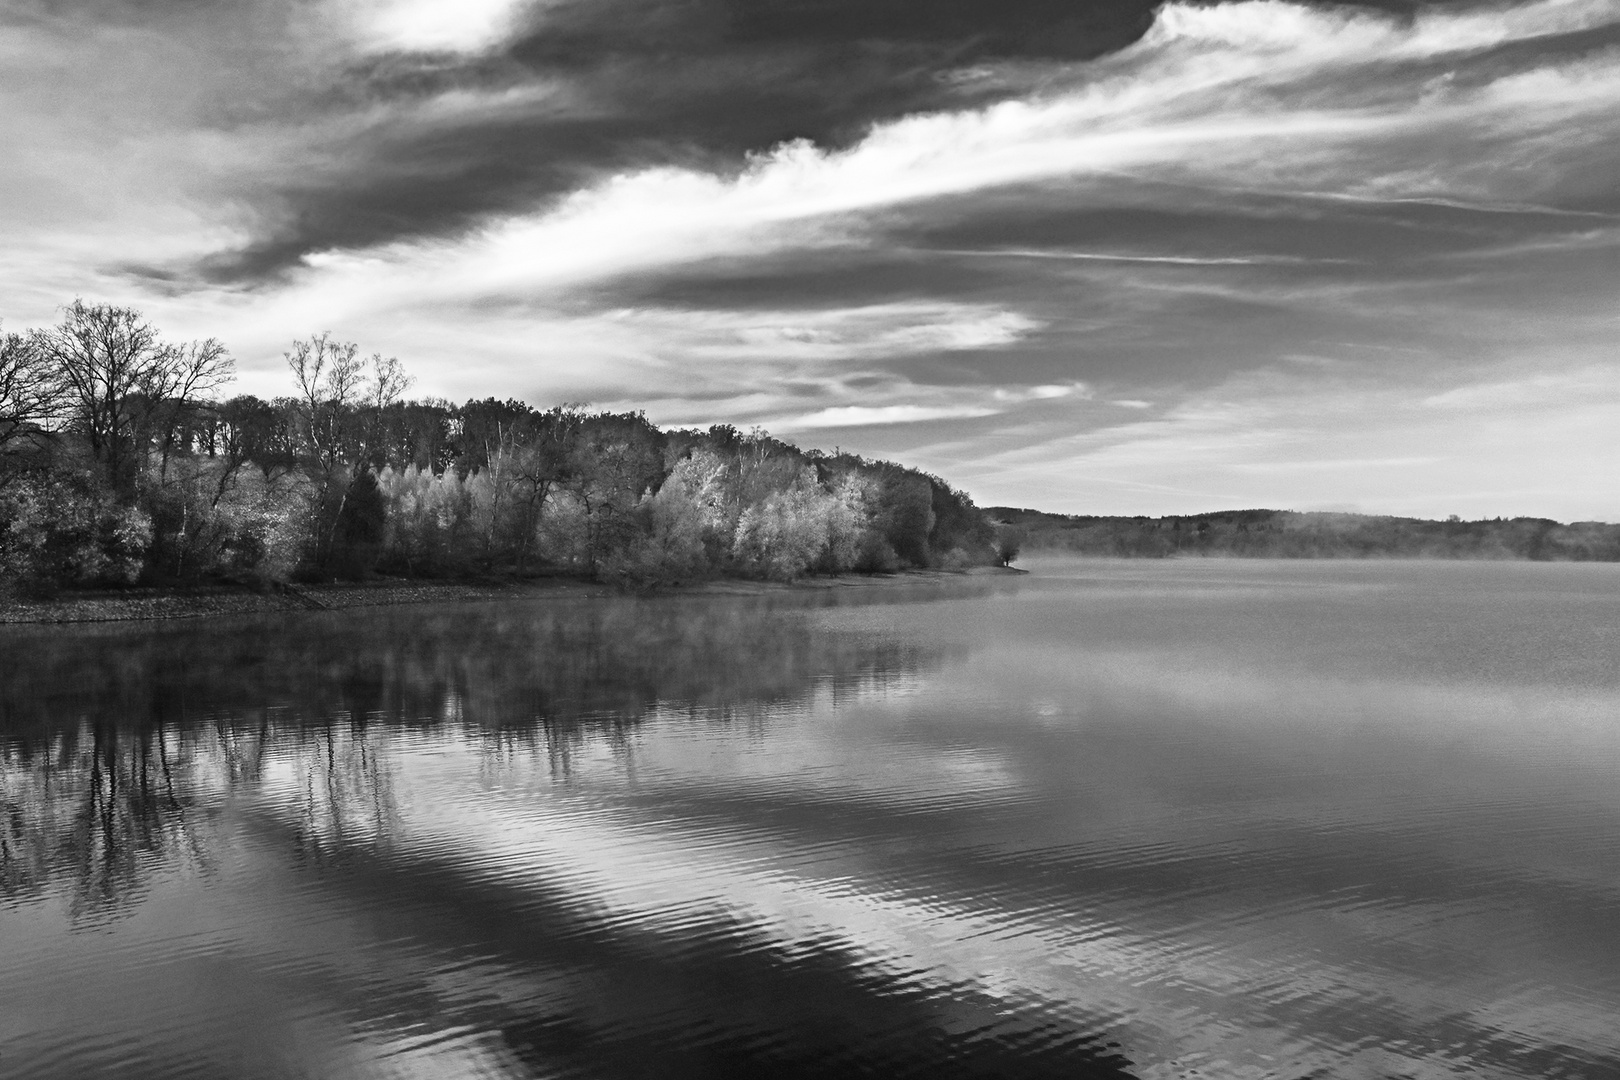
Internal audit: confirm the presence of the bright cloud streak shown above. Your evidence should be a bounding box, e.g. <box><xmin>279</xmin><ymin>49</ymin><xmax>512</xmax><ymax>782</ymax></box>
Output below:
<box><xmin>779</xmin><ymin>404</ymin><xmax>1005</xmax><ymax>430</ymax></box>
<box><xmin>337</xmin><ymin>0</ymin><xmax>537</xmax><ymax>53</ymax></box>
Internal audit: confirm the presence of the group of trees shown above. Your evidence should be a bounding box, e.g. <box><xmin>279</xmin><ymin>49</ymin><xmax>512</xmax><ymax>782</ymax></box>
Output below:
<box><xmin>1</xmin><ymin>302</ymin><xmax>997</xmax><ymax>596</ymax></box>
<box><xmin>1</xmin><ymin>301</ymin><xmax>238</xmax><ymax>591</ymax></box>
<box><xmin>988</xmin><ymin>507</ymin><xmax>1620</xmax><ymax>561</ymax></box>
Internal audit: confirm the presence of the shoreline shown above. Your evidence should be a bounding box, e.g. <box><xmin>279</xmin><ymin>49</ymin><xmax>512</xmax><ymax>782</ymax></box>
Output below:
<box><xmin>0</xmin><ymin>566</ymin><xmax>1026</xmax><ymax>626</ymax></box>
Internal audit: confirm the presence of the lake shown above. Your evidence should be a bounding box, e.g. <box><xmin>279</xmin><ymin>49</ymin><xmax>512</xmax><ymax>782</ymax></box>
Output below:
<box><xmin>3</xmin><ymin>558</ymin><xmax>1619</xmax><ymax>1079</ymax></box>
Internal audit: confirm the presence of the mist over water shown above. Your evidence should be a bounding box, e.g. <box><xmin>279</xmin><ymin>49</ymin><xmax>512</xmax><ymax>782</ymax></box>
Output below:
<box><xmin>3</xmin><ymin>559</ymin><xmax>1619</xmax><ymax>1079</ymax></box>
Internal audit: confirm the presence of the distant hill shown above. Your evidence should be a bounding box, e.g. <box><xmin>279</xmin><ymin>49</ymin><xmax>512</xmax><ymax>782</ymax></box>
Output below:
<box><xmin>984</xmin><ymin>507</ymin><xmax>1620</xmax><ymax>561</ymax></box>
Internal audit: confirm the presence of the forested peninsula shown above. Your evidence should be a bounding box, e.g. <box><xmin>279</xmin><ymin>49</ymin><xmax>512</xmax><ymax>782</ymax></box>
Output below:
<box><xmin>7</xmin><ymin>301</ymin><xmax>1611</xmax><ymax>613</ymax></box>
<box><xmin>991</xmin><ymin>507</ymin><xmax>1620</xmax><ymax>561</ymax></box>
<box><xmin>1</xmin><ymin>302</ymin><xmax>1000</xmax><ymax>602</ymax></box>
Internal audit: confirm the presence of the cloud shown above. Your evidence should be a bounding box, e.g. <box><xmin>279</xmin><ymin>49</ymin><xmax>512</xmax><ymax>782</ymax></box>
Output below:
<box><xmin>939</xmin><ymin>248</ymin><xmax>1345</xmax><ymax>266</ymax></box>
<box><xmin>1148</xmin><ymin>0</ymin><xmax>1617</xmax><ymax>58</ymax></box>
<box><xmin>992</xmin><ymin>382</ymin><xmax>1092</xmax><ymax>402</ymax></box>
<box><xmin>212</xmin><ymin>0</ymin><xmax>1618</xmax><ymax>322</ymax></box>
<box><xmin>0</xmin><ymin>0</ymin><xmax>1167</xmax><ymax>284</ymax></box>
<box><xmin>2</xmin><ymin>0</ymin><xmax>1617</xmax><ymax>518</ymax></box>
<box><xmin>778</xmin><ymin>404</ymin><xmax>1003</xmax><ymax>430</ymax></box>
<box><xmin>642</xmin><ymin>302</ymin><xmax>1042</xmax><ymax>362</ymax></box>
<box><xmin>1419</xmin><ymin>368</ymin><xmax>1620</xmax><ymax>412</ymax></box>
<box><xmin>760</xmin><ymin>377</ymin><xmax>1091</xmax><ymax>432</ymax></box>
<box><xmin>14</xmin><ymin>0</ymin><xmax>1619</xmax><ymax>307</ymax></box>
<box><xmin>933</xmin><ymin>359</ymin><xmax>1620</xmax><ymax>520</ymax></box>
<box><xmin>337</xmin><ymin>0</ymin><xmax>539</xmax><ymax>54</ymax></box>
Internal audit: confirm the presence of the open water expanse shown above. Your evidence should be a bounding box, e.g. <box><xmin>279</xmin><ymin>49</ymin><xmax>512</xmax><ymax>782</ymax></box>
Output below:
<box><xmin>3</xmin><ymin>557</ymin><xmax>1619</xmax><ymax>1079</ymax></box>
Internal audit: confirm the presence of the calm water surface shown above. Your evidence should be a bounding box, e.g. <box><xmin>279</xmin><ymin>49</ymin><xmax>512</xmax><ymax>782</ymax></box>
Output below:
<box><xmin>3</xmin><ymin>558</ymin><xmax>1619</xmax><ymax>1079</ymax></box>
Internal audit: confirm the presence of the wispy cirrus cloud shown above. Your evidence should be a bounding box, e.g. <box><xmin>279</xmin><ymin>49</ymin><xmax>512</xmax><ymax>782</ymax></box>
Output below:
<box><xmin>930</xmin><ymin>360</ymin><xmax>1620</xmax><ymax>520</ymax></box>
<box><xmin>778</xmin><ymin>404</ymin><xmax>1004</xmax><ymax>430</ymax></box>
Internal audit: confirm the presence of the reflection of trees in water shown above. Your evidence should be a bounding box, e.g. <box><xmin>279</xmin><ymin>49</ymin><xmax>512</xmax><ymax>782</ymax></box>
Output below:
<box><xmin>2</xmin><ymin>593</ymin><xmax>942</xmax><ymax>736</ymax></box>
<box><xmin>0</xmin><ymin>722</ymin><xmax>213</xmax><ymax>919</ymax></box>
<box><xmin>0</xmin><ymin>588</ymin><xmax>1148</xmax><ymax>1080</ymax></box>
<box><xmin>282</xmin><ymin>723</ymin><xmax>401</xmax><ymax>867</ymax></box>
<box><xmin>0</xmin><ymin>591</ymin><xmax>949</xmax><ymax>907</ymax></box>
<box><xmin>0</xmin><ymin>717</ymin><xmax>401</xmax><ymax>912</ymax></box>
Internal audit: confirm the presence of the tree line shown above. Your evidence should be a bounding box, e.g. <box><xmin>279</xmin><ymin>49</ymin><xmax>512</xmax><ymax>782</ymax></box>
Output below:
<box><xmin>988</xmin><ymin>507</ymin><xmax>1620</xmax><ymax>561</ymax></box>
<box><xmin>1</xmin><ymin>301</ymin><xmax>997</xmax><ymax>595</ymax></box>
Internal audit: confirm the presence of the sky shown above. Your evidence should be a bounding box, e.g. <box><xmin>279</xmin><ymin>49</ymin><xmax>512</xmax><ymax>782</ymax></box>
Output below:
<box><xmin>1</xmin><ymin>0</ymin><xmax>1616</xmax><ymax>519</ymax></box>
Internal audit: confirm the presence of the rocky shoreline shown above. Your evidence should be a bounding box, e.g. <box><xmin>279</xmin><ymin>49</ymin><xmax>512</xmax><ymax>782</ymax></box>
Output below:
<box><xmin>0</xmin><ymin>566</ymin><xmax>1025</xmax><ymax>625</ymax></box>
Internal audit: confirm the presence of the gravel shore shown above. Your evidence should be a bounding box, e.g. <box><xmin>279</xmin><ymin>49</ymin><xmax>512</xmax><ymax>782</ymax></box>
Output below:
<box><xmin>0</xmin><ymin>580</ymin><xmax>597</xmax><ymax>625</ymax></box>
<box><xmin>0</xmin><ymin>567</ymin><xmax>1023</xmax><ymax>625</ymax></box>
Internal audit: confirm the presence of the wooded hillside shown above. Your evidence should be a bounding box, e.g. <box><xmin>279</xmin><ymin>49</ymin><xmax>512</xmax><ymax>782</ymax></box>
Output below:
<box><xmin>1</xmin><ymin>302</ymin><xmax>996</xmax><ymax>595</ymax></box>
<box><xmin>987</xmin><ymin>507</ymin><xmax>1620</xmax><ymax>561</ymax></box>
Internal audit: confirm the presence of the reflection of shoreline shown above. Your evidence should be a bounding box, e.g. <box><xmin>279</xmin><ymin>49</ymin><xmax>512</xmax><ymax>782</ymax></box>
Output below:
<box><xmin>0</xmin><ymin>589</ymin><xmax>955</xmax><ymax>911</ymax></box>
<box><xmin>1</xmin><ymin>585</ymin><xmax>960</xmax><ymax>761</ymax></box>
<box><xmin>0</xmin><ymin>567</ymin><xmax>1025</xmax><ymax>626</ymax></box>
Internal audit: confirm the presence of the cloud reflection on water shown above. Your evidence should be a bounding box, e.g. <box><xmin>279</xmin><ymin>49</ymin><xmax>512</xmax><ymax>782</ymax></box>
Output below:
<box><xmin>4</xmin><ymin>564</ymin><xmax>1620</xmax><ymax>1078</ymax></box>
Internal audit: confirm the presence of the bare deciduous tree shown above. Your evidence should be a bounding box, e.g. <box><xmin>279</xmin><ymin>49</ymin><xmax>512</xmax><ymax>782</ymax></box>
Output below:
<box><xmin>28</xmin><ymin>300</ymin><xmax>234</xmax><ymax>495</ymax></box>
<box><xmin>0</xmin><ymin>323</ymin><xmax>66</xmax><ymax>461</ymax></box>
<box><xmin>284</xmin><ymin>336</ymin><xmax>415</xmax><ymax>575</ymax></box>
<box><xmin>368</xmin><ymin>353</ymin><xmax>412</xmax><ymax>413</ymax></box>
<box><xmin>362</xmin><ymin>352</ymin><xmax>413</xmax><ymax>464</ymax></box>
<box><xmin>149</xmin><ymin>338</ymin><xmax>233</xmax><ymax>480</ymax></box>
<box><xmin>30</xmin><ymin>302</ymin><xmax>158</xmax><ymax>490</ymax></box>
<box><xmin>285</xmin><ymin>332</ymin><xmax>365</xmax><ymax>472</ymax></box>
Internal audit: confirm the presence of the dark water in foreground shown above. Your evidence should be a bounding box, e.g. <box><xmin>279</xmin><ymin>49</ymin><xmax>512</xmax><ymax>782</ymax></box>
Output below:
<box><xmin>3</xmin><ymin>558</ymin><xmax>1620</xmax><ymax>1080</ymax></box>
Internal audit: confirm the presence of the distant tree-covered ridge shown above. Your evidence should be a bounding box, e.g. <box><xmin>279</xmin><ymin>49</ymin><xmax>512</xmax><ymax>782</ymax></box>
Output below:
<box><xmin>0</xmin><ymin>302</ymin><xmax>997</xmax><ymax>595</ymax></box>
<box><xmin>988</xmin><ymin>507</ymin><xmax>1620</xmax><ymax>561</ymax></box>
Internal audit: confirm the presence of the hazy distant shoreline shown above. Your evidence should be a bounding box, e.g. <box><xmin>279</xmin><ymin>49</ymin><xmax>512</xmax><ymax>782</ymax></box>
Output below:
<box><xmin>989</xmin><ymin>507</ymin><xmax>1620</xmax><ymax>562</ymax></box>
<box><xmin>0</xmin><ymin>566</ymin><xmax>1024</xmax><ymax>626</ymax></box>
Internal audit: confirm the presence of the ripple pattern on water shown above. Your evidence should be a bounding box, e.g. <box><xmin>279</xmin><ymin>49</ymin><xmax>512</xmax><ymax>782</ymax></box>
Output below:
<box><xmin>4</xmin><ymin>561</ymin><xmax>1620</xmax><ymax>1078</ymax></box>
